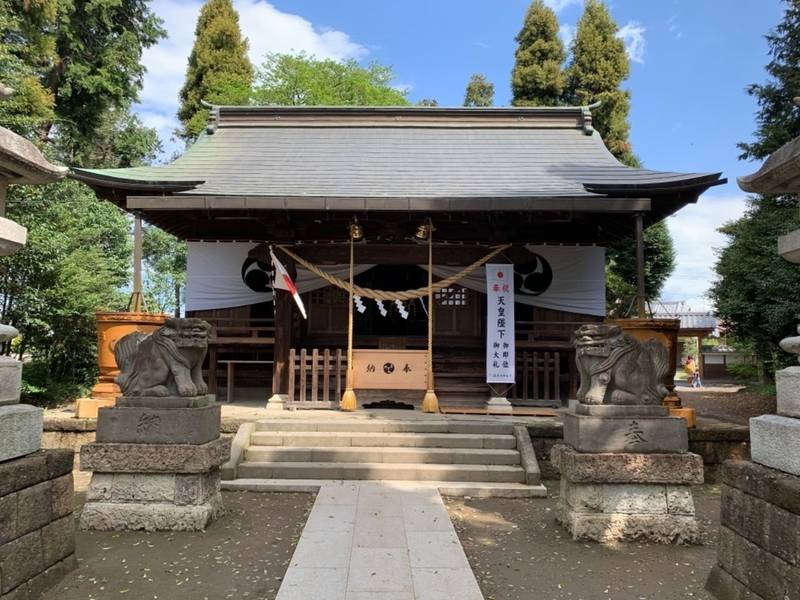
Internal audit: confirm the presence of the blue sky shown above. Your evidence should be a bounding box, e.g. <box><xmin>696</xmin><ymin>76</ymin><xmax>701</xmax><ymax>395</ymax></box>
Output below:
<box><xmin>135</xmin><ymin>0</ymin><xmax>787</xmax><ymax>312</ymax></box>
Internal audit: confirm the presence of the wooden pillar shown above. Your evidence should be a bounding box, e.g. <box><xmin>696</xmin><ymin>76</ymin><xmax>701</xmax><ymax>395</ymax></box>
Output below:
<box><xmin>697</xmin><ymin>335</ymin><xmax>705</xmax><ymax>379</ymax></box>
<box><xmin>272</xmin><ymin>257</ymin><xmax>296</xmax><ymax>395</ymax></box>
<box><xmin>635</xmin><ymin>213</ymin><xmax>646</xmax><ymax>318</ymax></box>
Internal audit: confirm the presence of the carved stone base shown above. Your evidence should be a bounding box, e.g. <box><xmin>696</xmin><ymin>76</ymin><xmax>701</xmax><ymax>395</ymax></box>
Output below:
<box><xmin>116</xmin><ymin>395</ymin><xmax>212</xmax><ymax>408</ymax></box>
<box><xmin>552</xmin><ymin>445</ymin><xmax>702</xmax><ymax>544</ymax></box>
<box><xmin>81</xmin><ymin>469</ymin><xmax>223</xmax><ymax>532</ymax></box>
<box><xmin>563</xmin><ymin>410</ymin><xmax>689</xmax><ymax>454</ymax></box>
<box><xmin>96</xmin><ymin>404</ymin><xmax>221</xmax><ymax>445</ymax></box>
<box><xmin>80</xmin><ymin>439</ymin><xmax>229</xmax><ymax>532</ymax></box>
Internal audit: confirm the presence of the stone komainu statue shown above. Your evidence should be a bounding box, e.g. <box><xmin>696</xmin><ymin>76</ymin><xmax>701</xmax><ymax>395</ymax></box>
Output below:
<box><xmin>114</xmin><ymin>318</ymin><xmax>212</xmax><ymax>398</ymax></box>
<box><xmin>574</xmin><ymin>323</ymin><xmax>669</xmax><ymax>405</ymax></box>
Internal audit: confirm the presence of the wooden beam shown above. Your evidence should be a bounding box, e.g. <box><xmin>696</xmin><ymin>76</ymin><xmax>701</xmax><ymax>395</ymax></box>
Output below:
<box><xmin>635</xmin><ymin>213</ymin><xmax>646</xmax><ymax>318</ymax></box>
<box><xmin>127</xmin><ymin>195</ymin><xmax>651</xmax><ymax>213</ymax></box>
<box><xmin>272</xmin><ymin>257</ymin><xmax>296</xmax><ymax>395</ymax></box>
<box><xmin>250</xmin><ymin>243</ymin><xmax>574</xmax><ymax>267</ymax></box>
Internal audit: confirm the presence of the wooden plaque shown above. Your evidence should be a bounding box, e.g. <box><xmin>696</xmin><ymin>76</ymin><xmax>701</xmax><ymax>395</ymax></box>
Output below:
<box><xmin>352</xmin><ymin>349</ymin><xmax>428</xmax><ymax>390</ymax></box>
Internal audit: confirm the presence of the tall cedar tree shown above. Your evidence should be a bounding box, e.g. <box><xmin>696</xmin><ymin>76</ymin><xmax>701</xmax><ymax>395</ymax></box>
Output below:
<box><xmin>711</xmin><ymin>2</ymin><xmax>800</xmax><ymax>372</ymax></box>
<box><xmin>0</xmin><ymin>0</ymin><xmax>163</xmax><ymax>157</ymax></box>
<box><xmin>464</xmin><ymin>74</ymin><xmax>495</xmax><ymax>107</ymax></box>
<box><xmin>511</xmin><ymin>0</ymin><xmax>566</xmax><ymax>106</ymax></box>
<box><xmin>178</xmin><ymin>0</ymin><xmax>254</xmax><ymax>141</ymax></box>
<box><xmin>564</xmin><ymin>1</ymin><xmax>674</xmax><ymax>313</ymax></box>
<box><xmin>566</xmin><ymin>0</ymin><xmax>637</xmax><ymax>167</ymax></box>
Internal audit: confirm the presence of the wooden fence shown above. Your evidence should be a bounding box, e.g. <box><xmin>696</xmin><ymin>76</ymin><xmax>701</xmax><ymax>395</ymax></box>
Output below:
<box><xmin>287</xmin><ymin>346</ymin><xmax>575</xmax><ymax>408</ymax></box>
<box><xmin>287</xmin><ymin>348</ymin><xmax>345</xmax><ymax>407</ymax></box>
<box><xmin>510</xmin><ymin>350</ymin><xmax>573</xmax><ymax>407</ymax></box>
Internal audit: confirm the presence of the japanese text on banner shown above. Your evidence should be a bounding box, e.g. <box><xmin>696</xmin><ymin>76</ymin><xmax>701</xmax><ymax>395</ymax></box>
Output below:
<box><xmin>486</xmin><ymin>263</ymin><xmax>515</xmax><ymax>383</ymax></box>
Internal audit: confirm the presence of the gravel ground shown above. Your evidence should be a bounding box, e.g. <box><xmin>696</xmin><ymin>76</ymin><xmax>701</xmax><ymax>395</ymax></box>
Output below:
<box><xmin>42</xmin><ymin>491</ymin><xmax>314</xmax><ymax>600</ymax></box>
<box><xmin>678</xmin><ymin>388</ymin><xmax>776</xmax><ymax>425</ymax></box>
<box><xmin>446</xmin><ymin>482</ymin><xmax>721</xmax><ymax>600</ymax></box>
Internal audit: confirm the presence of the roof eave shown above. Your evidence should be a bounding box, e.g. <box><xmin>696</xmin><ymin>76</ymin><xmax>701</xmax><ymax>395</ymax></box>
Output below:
<box><xmin>69</xmin><ymin>168</ymin><xmax>204</xmax><ymax>193</ymax></box>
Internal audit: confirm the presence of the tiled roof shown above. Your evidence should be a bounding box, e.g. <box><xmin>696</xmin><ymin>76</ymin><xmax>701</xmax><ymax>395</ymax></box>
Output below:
<box><xmin>71</xmin><ymin>105</ymin><xmax>724</xmax><ymax>202</ymax></box>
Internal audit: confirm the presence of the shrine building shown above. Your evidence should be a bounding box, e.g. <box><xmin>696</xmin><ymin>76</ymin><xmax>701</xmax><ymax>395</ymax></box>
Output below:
<box><xmin>71</xmin><ymin>105</ymin><xmax>724</xmax><ymax>410</ymax></box>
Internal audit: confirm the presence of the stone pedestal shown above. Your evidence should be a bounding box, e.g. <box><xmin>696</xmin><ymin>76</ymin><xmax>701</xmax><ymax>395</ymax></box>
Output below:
<box><xmin>80</xmin><ymin>399</ymin><xmax>229</xmax><ymax>531</ymax></box>
<box><xmin>564</xmin><ymin>407</ymin><xmax>689</xmax><ymax>454</ymax></box>
<box><xmin>0</xmin><ymin>449</ymin><xmax>76</xmax><ymax>599</ymax></box>
<box><xmin>552</xmin><ymin>444</ymin><xmax>703</xmax><ymax>544</ymax></box>
<box><xmin>486</xmin><ymin>396</ymin><xmax>514</xmax><ymax>415</ymax></box>
<box><xmin>706</xmin><ymin>461</ymin><xmax>800</xmax><ymax>600</ymax></box>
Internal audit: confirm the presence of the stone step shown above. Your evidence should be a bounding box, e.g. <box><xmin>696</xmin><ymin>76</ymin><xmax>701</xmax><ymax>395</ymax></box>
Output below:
<box><xmin>245</xmin><ymin>445</ymin><xmax>521</xmax><ymax>465</ymax></box>
<box><xmin>221</xmin><ymin>478</ymin><xmax>547</xmax><ymax>498</ymax></box>
<box><xmin>236</xmin><ymin>461</ymin><xmax>526</xmax><ymax>483</ymax></box>
<box><xmin>253</xmin><ymin>419</ymin><xmax>516</xmax><ymax>435</ymax></box>
<box><xmin>249</xmin><ymin>431</ymin><xmax>517</xmax><ymax>449</ymax></box>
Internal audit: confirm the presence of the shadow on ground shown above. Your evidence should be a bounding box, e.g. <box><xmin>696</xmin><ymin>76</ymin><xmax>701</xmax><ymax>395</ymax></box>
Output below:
<box><xmin>446</xmin><ymin>482</ymin><xmax>721</xmax><ymax>600</ymax></box>
<box><xmin>42</xmin><ymin>491</ymin><xmax>314</xmax><ymax>600</ymax></box>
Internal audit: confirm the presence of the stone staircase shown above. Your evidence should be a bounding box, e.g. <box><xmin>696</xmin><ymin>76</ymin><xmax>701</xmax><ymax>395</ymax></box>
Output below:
<box><xmin>221</xmin><ymin>417</ymin><xmax>547</xmax><ymax>497</ymax></box>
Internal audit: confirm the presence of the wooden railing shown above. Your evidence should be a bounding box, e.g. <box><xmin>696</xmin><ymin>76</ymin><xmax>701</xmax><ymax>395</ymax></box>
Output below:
<box><xmin>510</xmin><ymin>350</ymin><xmax>574</xmax><ymax>407</ymax></box>
<box><xmin>287</xmin><ymin>348</ymin><xmax>345</xmax><ymax>407</ymax></box>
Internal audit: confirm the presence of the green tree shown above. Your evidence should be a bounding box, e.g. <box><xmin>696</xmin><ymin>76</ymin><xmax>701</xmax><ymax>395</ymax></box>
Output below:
<box><xmin>0</xmin><ymin>182</ymin><xmax>131</xmax><ymax>403</ymax></box>
<box><xmin>511</xmin><ymin>0</ymin><xmax>566</xmax><ymax>107</ymax></box>
<box><xmin>0</xmin><ymin>0</ymin><xmax>163</xmax><ymax>404</ymax></box>
<box><xmin>710</xmin><ymin>197</ymin><xmax>800</xmax><ymax>372</ymax></box>
<box><xmin>464</xmin><ymin>74</ymin><xmax>494</xmax><ymax>107</ymax></box>
<box><xmin>417</xmin><ymin>98</ymin><xmax>439</xmax><ymax>107</ymax></box>
<box><xmin>605</xmin><ymin>221</ymin><xmax>676</xmax><ymax>316</ymax></box>
<box><xmin>252</xmin><ymin>52</ymin><xmax>409</xmax><ymax>106</ymax></box>
<box><xmin>712</xmin><ymin>3</ymin><xmax>800</xmax><ymax>375</ymax></box>
<box><xmin>0</xmin><ymin>0</ymin><xmax>164</xmax><ymax>154</ymax></box>
<box><xmin>143</xmin><ymin>226</ymin><xmax>186</xmax><ymax>317</ymax></box>
<box><xmin>178</xmin><ymin>0</ymin><xmax>253</xmax><ymax>141</ymax></box>
<box><xmin>738</xmin><ymin>2</ymin><xmax>800</xmax><ymax>161</ymax></box>
<box><xmin>566</xmin><ymin>0</ymin><xmax>638</xmax><ymax>167</ymax></box>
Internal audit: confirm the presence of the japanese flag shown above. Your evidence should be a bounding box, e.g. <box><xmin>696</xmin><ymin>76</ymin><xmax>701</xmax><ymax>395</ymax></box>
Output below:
<box><xmin>269</xmin><ymin>248</ymin><xmax>307</xmax><ymax>319</ymax></box>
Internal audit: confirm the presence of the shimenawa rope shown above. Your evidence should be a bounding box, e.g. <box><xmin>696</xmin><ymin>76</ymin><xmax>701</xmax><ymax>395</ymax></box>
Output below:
<box><xmin>276</xmin><ymin>243</ymin><xmax>511</xmax><ymax>302</ymax></box>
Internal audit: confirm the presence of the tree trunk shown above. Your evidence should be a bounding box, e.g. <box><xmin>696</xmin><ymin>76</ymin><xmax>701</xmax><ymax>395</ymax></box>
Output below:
<box><xmin>174</xmin><ymin>283</ymin><xmax>181</xmax><ymax>317</ymax></box>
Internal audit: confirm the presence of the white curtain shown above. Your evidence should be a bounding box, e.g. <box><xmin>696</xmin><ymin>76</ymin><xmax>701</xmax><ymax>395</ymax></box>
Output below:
<box><xmin>186</xmin><ymin>242</ymin><xmax>374</xmax><ymax>311</ymax></box>
<box><xmin>419</xmin><ymin>245</ymin><xmax>606</xmax><ymax>316</ymax></box>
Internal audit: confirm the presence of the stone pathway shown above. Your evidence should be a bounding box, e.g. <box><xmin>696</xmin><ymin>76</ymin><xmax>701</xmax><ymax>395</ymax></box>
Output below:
<box><xmin>276</xmin><ymin>481</ymin><xmax>484</xmax><ymax>600</ymax></box>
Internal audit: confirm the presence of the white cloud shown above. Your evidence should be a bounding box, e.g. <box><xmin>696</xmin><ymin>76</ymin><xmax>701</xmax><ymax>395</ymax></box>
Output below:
<box><xmin>544</xmin><ymin>0</ymin><xmax>582</xmax><ymax>13</ymax></box>
<box><xmin>616</xmin><ymin>21</ymin><xmax>646</xmax><ymax>64</ymax></box>
<box><xmin>134</xmin><ymin>0</ymin><xmax>368</xmax><ymax>156</ymax></box>
<box><xmin>660</xmin><ymin>193</ymin><xmax>749</xmax><ymax>312</ymax></box>
<box><xmin>666</xmin><ymin>14</ymin><xmax>683</xmax><ymax>40</ymax></box>
<box><xmin>559</xmin><ymin>24</ymin><xmax>576</xmax><ymax>48</ymax></box>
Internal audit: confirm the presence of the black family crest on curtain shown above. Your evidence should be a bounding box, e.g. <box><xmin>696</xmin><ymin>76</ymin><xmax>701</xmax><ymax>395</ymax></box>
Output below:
<box><xmin>514</xmin><ymin>253</ymin><xmax>553</xmax><ymax>296</ymax></box>
<box><xmin>241</xmin><ymin>257</ymin><xmax>272</xmax><ymax>292</ymax></box>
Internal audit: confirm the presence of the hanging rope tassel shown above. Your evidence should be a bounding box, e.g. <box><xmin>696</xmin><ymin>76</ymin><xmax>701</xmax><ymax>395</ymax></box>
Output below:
<box><xmin>340</xmin><ymin>231</ymin><xmax>358</xmax><ymax>412</ymax></box>
<box><xmin>422</xmin><ymin>221</ymin><xmax>439</xmax><ymax>414</ymax></box>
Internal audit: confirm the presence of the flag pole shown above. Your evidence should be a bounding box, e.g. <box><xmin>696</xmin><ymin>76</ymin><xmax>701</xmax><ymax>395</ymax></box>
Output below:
<box><xmin>422</xmin><ymin>218</ymin><xmax>439</xmax><ymax>413</ymax></box>
<box><xmin>340</xmin><ymin>226</ymin><xmax>358</xmax><ymax>411</ymax></box>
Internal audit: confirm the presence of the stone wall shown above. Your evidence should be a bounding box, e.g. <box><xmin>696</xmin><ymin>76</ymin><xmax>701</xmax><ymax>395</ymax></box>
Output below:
<box><xmin>0</xmin><ymin>449</ymin><xmax>75</xmax><ymax>599</ymax></box>
<box><xmin>527</xmin><ymin>419</ymin><xmax>749</xmax><ymax>483</ymax></box>
<box><xmin>706</xmin><ymin>460</ymin><xmax>800</xmax><ymax>599</ymax></box>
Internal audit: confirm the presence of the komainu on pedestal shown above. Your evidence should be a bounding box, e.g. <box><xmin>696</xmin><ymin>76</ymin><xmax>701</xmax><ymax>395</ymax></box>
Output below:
<box><xmin>553</xmin><ymin>324</ymin><xmax>702</xmax><ymax>544</ymax></box>
<box><xmin>80</xmin><ymin>318</ymin><xmax>230</xmax><ymax>532</ymax></box>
